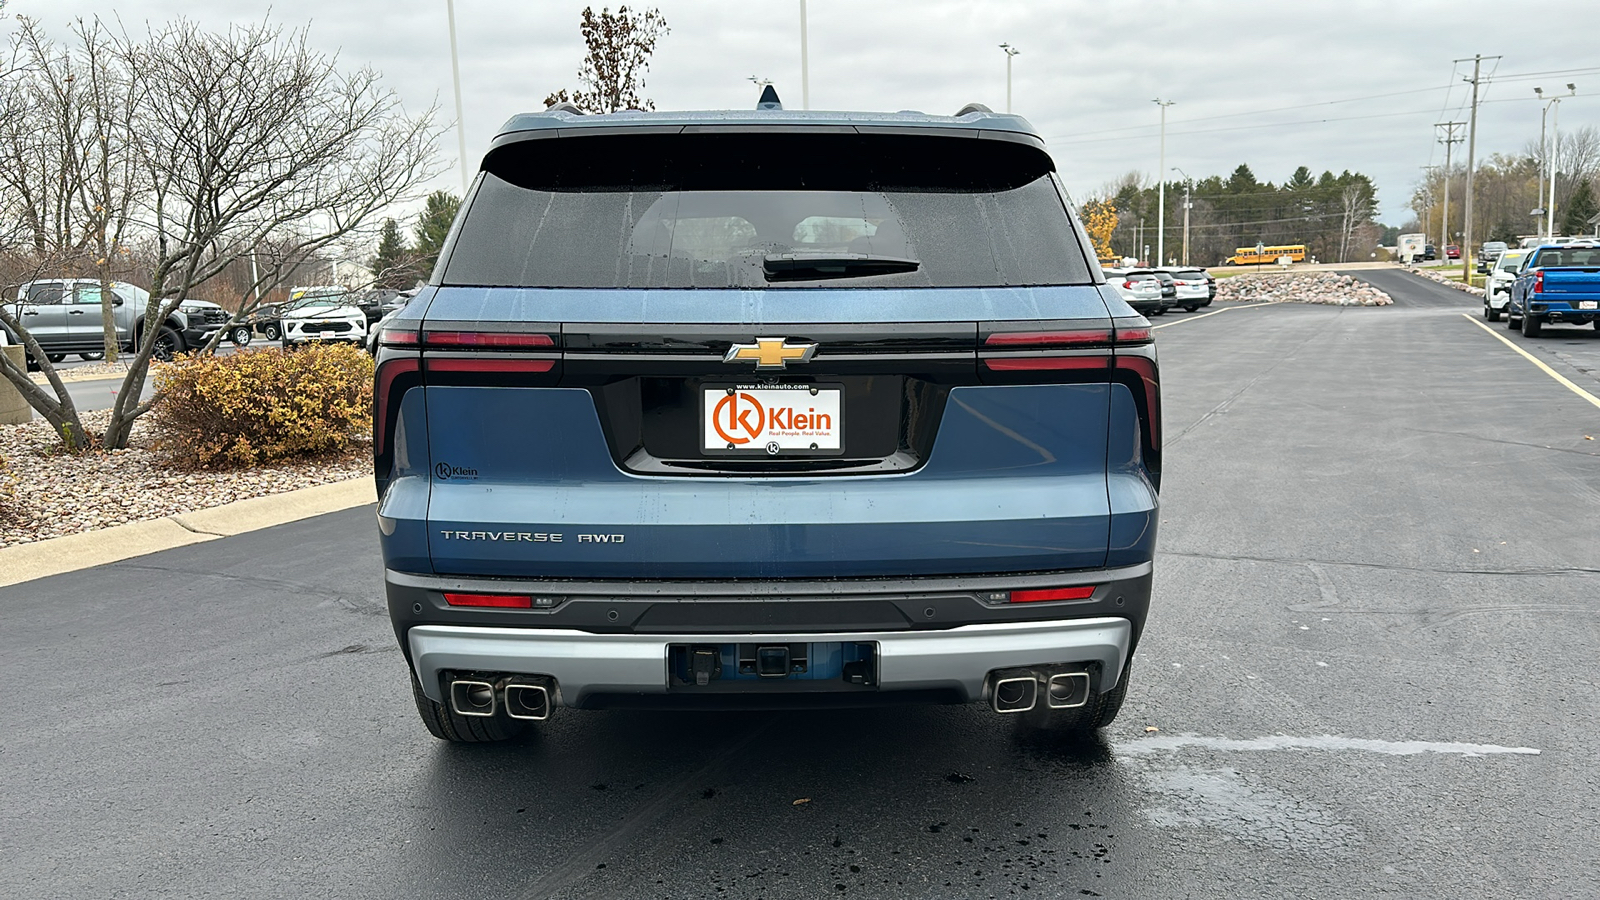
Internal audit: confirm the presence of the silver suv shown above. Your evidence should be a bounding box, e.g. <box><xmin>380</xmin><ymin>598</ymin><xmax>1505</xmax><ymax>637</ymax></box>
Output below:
<box><xmin>6</xmin><ymin>280</ymin><xmax>190</xmax><ymax>363</ymax></box>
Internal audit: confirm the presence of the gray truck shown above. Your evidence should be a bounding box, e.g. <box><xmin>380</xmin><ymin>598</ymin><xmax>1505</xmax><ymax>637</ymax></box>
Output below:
<box><xmin>4</xmin><ymin>279</ymin><xmax>192</xmax><ymax>365</ymax></box>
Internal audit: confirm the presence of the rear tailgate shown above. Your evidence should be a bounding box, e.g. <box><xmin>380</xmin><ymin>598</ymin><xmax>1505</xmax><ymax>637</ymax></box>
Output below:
<box><xmin>415</xmin><ymin>285</ymin><xmax>1130</xmax><ymax>579</ymax></box>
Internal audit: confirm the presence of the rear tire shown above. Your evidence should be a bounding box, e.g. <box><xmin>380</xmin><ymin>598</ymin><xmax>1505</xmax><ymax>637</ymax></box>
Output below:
<box><xmin>1020</xmin><ymin>663</ymin><xmax>1131</xmax><ymax>734</ymax></box>
<box><xmin>1484</xmin><ymin>303</ymin><xmax>1500</xmax><ymax>322</ymax></box>
<box><xmin>1506</xmin><ymin>309</ymin><xmax>1521</xmax><ymax>330</ymax></box>
<box><xmin>410</xmin><ymin>674</ymin><xmax>529</xmax><ymax>743</ymax></box>
<box><xmin>229</xmin><ymin>325</ymin><xmax>253</xmax><ymax>346</ymax></box>
<box><xmin>79</xmin><ymin>351</ymin><xmax>105</xmax><ymax>361</ymax></box>
<box><xmin>261</xmin><ymin>322</ymin><xmax>281</xmax><ymax>342</ymax></box>
<box><xmin>47</xmin><ymin>353</ymin><xmax>66</xmax><ymax>363</ymax></box>
<box><xmin>1183</xmin><ymin>303</ymin><xmax>1201</xmax><ymax>312</ymax></box>
<box><xmin>1521</xmin><ymin>312</ymin><xmax>1542</xmax><ymax>337</ymax></box>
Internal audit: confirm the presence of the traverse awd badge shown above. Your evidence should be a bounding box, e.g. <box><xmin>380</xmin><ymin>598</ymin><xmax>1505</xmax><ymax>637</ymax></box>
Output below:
<box><xmin>723</xmin><ymin>337</ymin><xmax>818</xmax><ymax>370</ymax></box>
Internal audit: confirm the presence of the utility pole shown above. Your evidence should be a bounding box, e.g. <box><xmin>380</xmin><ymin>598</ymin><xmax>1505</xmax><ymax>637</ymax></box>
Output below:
<box><xmin>1134</xmin><ymin>219</ymin><xmax>1143</xmax><ymax>265</ymax></box>
<box><xmin>1000</xmin><ymin>44</ymin><xmax>1020</xmax><ymax>113</ymax></box>
<box><xmin>799</xmin><ymin>0</ymin><xmax>810</xmax><ymax>110</ymax></box>
<box><xmin>446</xmin><ymin>0</ymin><xmax>469</xmax><ymax>195</ymax></box>
<box><xmin>1456</xmin><ymin>54</ymin><xmax>1499</xmax><ymax>283</ymax></box>
<box><xmin>1420</xmin><ymin>165</ymin><xmax>1441</xmax><ymax>247</ymax></box>
<box><xmin>1153</xmin><ymin>98</ymin><xmax>1174</xmax><ymax>266</ymax></box>
<box><xmin>1173</xmin><ymin>166</ymin><xmax>1192</xmax><ymax>266</ymax></box>
<box><xmin>1436</xmin><ymin>122</ymin><xmax>1464</xmax><ymax>256</ymax></box>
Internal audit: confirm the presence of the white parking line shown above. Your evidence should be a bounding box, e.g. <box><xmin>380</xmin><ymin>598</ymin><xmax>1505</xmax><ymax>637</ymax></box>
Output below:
<box><xmin>1460</xmin><ymin>313</ymin><xmax>1600</xmax><ymax>410</ymax></box>
<box><xmin>1151</xmin><ymin>302</ymin><xmax>1273</xmax><ymax>329</ymax></box>
<box><xmin>1118</xmin><ymin>733</ymin><xmax>1540</xmax><ymax>758</ymax></box>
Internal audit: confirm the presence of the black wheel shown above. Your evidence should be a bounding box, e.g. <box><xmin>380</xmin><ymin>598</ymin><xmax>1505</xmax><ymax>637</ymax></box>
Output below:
<box><xmin>79</xmin><ymin>351</ymin><xmax>105</xmax><ymax>361</ymax></box>
<box><xmin>47</xmin><ymin>353</ymin><xmax>66</xmax><ymax>363</ymax></box>
<box><xmin>262</xmin><ymin>322</ymin><xmax>282</xmax><ymax>341</ymax></box>
<box><xmin>1150</xmin><ymin>307</ymin><xmax>1166</xmax><ymax>316</ymax></box>
<box><xmin>1020</xmin><ymin>663</ymin><xmax>1131</xmax><ymax>734</ymax></box>
<box><xmin>229</xmin><ymin>325</ymin><xmax>253</xmax><ymax>346</ymax></box>
<box><xmin>148</xmin><ymin>326</ymin><xmax>184</xmax><ymax>360</ymax></box>
<box><xmin>410</xmin><ymin>673</ymin><xmax>528</xmax><ymax>743</ymax></box>
<box><xmin>1521</xmin><ymin>312</ymin><xmax>1542</xmax><ymax>337</ymax></box>
<box><xmin>1484</xmin><ymin>303</ymin><xmax>1500</xmax><ymax>322</ymax></box>
<box><xmin>1506</xmin><ymin>309</ymin><xmax>1521</xmax><ymax>330</ymax></box>
<box><xmin>1183</xmin><ymin>303</ymin><xmax>1201</xmax><ymax>312</ymax></box>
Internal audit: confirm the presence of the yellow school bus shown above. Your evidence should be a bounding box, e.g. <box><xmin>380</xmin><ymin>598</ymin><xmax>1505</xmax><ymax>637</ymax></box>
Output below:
<box><xmin>1226</xmin><ymin>244</ymin><xmax>1307</xmax><ymax>265</ymax></box>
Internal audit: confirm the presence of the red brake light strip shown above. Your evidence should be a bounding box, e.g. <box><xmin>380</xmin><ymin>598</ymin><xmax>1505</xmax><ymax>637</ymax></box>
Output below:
<box><xmin>444</xmin><ymin>592</ymin><xmax>533</xmax><ymax>609</ymax></box>
<box><xmin>984</xmin><ymin>330</ymin><xmax>1111</xmax><ymax>347</ymax></box>
<box><xmin>424</xmin><ymin>331</ymin><xmax>555</xmax><ymax>348</ymax></box>
<box><xmin>1011</xmin><ymin>586</ymin><xmax>1096</xmax><ymax>603</ymax></box>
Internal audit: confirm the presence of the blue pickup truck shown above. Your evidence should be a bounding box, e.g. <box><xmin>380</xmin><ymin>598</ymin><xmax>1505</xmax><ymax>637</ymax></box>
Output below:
<box><xmin>1507</xmin><ymin>241</ymin><xmax>1600</xmax><ymax>336</ymax></box>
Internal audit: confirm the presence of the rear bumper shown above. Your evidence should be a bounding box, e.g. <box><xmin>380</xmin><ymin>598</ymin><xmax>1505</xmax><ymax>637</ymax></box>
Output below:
<box><xmin>408</xmin><ymin>616</ymin><xmax>1132</xmax><ymax>708</ymax></box>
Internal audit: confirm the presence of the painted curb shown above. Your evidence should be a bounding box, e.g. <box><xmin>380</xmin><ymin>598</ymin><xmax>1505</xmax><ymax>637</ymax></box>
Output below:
<box><xmin>28</xmin><ymin>370</ymin><xmax>132</xmax><ymax>385</ymax></box>
<box><xmin>0</xmin><ymin>477</ymin><xmax>376</xmax><ymax>588</ymax></box>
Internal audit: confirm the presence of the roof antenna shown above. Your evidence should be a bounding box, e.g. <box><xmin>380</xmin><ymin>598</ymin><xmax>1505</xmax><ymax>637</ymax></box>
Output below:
<box><xmin>756</xmin><ymin>84</ymin><xmax>783</xmax><ymax>110</ymax></box>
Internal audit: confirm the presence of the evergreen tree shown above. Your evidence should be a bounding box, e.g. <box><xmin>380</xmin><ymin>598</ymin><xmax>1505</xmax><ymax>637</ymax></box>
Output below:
<box><xmin>413</xmin><ymin>191</ymin><xmax>462</xmax><ymax>275</ymax></box>
<box><xmin>1560</xmin><ymin>179</ymin><xmax>1598</xmax><ymax>236</ymax></box>
<box><xmin>370</xmin><ymin>218</ymin><xmax>413</xmax><ymax>288</ymax></box>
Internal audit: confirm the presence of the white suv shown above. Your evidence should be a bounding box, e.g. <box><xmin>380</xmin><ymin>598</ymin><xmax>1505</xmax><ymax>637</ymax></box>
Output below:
<box><xmin>1483</xmin><ymin>250</ymin><xmax>1527</xmax><ymax>322</ymax></box>
<box><xmin>279</xmin><ymin>286</ymin><xmax>368</xmax><ymax>347</ymax></box>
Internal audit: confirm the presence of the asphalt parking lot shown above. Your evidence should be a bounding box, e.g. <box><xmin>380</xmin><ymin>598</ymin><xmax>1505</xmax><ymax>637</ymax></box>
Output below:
<box><xmin>3</xmin><ymin>270</ymin><xmax>1597</xmax><ymax>898</ymax></box>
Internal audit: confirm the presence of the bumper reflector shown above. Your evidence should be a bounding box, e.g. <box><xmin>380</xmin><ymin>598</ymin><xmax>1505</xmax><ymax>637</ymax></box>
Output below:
<box><xmin>444</xmin><ymin>592</ymin><xmax>533</xmax><ymax>609</ymax></box>
<box><xmin>1011</xmin><ymin>586</ymin><xmax>1096</xmax><ymax>603</ymax></box>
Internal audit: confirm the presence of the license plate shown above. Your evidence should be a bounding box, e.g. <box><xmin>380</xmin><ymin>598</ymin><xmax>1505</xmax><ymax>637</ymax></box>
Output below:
<box><xmin>703</xmin><ymin>384</ymin><xmax>843</xmax><ymax>454</ymax></box>
<box><xmin>1579</xmin><ymin>301</ymin><xmax>1598</xmax><ymax>310</ymax></box>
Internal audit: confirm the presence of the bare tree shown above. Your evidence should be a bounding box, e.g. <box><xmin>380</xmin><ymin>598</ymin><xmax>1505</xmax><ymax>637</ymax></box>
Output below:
<box><xmin>0</xmin><ymin>15</ymin><xmax>442</xmax><ymax>451</ymax></box>
<box><xmin>543</xmin><ymin>6</ymin><xmax>669</xmax><ymax>113</ymax></box>
<box><xmin>1339</xmin><ymin>182</ymin><xmax>1372</xmax><ymax>263</ymax></box>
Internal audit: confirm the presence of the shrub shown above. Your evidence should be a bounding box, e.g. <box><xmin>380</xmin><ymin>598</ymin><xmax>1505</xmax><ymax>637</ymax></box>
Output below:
<box><xmin>151</xmin><ymin>344</ymin><xmax>375</xmax><ymax>468</ymax></box>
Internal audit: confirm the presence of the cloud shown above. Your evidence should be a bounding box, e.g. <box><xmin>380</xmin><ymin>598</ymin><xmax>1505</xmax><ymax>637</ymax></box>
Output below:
<box><xmin>12</xmin><ymin>0</ymin><xmax>1595</xmax><ymax>224</ymax></box>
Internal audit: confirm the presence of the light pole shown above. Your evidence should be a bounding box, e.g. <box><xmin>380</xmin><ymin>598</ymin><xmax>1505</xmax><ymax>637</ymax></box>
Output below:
<box><xmin>799</xmin><ymin>0</ymin><xmax>809</xmax><ymax>110</ymax></box>
<box><xmin>1153</xmin><ymin>99</ymin><xmax>1174</xmax><ymax>266</ymax></box>
<box><xmin>1544</xmin><ymin>83</ymin><xmax>1576</xmax><ymax>239</ymax></box>
<box><xmin>446</xmin><ymin>0</ymin><xmax>469</xmax><ymax>195</ymax></box>
<box><xmin>1172</xmin><ymin>166</ymin><xmax>1192</xmax><ymax>266</ymax></box>
<box><xmin>1536</xmin><ymin>87</ymin><xmax>1549</xmax><ymax>240</ymax></box>
<box><xmin>999</xmin><ymin>44</ymin><xmax>1020</xmax><ymax>113</ymax></box>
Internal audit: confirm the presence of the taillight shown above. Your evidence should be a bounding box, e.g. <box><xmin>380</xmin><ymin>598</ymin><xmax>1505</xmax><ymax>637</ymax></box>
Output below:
<box><xmin>424</xmin><ymin>357</ymin><xmax>555</xmax><ymax>373</ymax></box>
<box><xmin>1011</xmin><ymin>586</ymin><xmax>1096</xmax><ymax>603</ymax></box>
<box><xmin>444</xmin><ymin>592</ymin><xmax>532</xmax><ymax>609</ymax></box>
<box><xmin>984</xmin><ymin>330</ymin><xmax>1111</xmax><ymax>347</ymax></box>
<box><xmin>1122</xmin><ymin>280</ymin><xmax>1136</xmax><ymax>289</ymax></box>
<box><xmin>373</xmin><ymin>357</ymin><xmax>420</xmax><ymax>454</ymax></box>
<box><xmin>1114</xmin><ymin>355</ymin><xmax>1161</xmax><ymax>448</ymax></box>
<box><xmin>1115</xmin><ymin>326</ymin><xmax>1153</xmax><ymax>344</ymax></box>
<box><xmin>424</xmin><ymin>331</ymin><xmax>555</xmax><ymax>348</ymax></box>
<box><xmin>985</xmin><ymin>356</ymin><xmax>1111</xmax><ymax>371</ymax></box>
<box><xmin>1534</xmin><ymin>270</ymin><xmax>1544</xmax><ymax>293</ymax></box>
<box><xmin>380</xmin><ymin>329</ymin><xmax>419</xmax><ymax>347</ymax></box>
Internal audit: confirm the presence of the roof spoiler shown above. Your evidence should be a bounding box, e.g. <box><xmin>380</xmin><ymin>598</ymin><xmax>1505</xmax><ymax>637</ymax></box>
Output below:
<box><xmin>544</xmin><ymin>101</ymin><xmax>584</xmax><ymax>115</ymax></box>
<box><xmin>955</xmin><ymin>102</ymin><xmax>993</xmax><ymax>116</ymax></box>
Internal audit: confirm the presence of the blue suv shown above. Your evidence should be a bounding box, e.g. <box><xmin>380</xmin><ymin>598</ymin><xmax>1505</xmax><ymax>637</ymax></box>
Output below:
<box><xmin>374</xmin><ymin>92</ymin><xmax>1161</xmax><ymax>742</ymax></box>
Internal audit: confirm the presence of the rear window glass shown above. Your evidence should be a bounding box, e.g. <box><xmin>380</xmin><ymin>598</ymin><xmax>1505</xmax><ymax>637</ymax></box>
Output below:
<box><xmin>1535</xmin><ymin>248</ymin><xmax>1600</xmax><ymax>267</ymax></box>
<box><xmin>1125</xmin><ymin>273</ymin><xmax>1156</xmax><ymax>282</ymax></box>
<box><xmin>442</xmin><ymin>132</ymin><xmax>1091</xmax><ymax>289</ymax></box>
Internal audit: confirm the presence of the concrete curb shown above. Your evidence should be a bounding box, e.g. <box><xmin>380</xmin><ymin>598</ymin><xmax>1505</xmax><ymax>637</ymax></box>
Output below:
<box><xmin>0</xmin><ymin>477</ymin><xmax>375</xmax><ymax>588</ymax></box>
<box><xmin>29</xmin><ymin>370</ymin><xmax>131</xmax><ymax>385</ymax></box>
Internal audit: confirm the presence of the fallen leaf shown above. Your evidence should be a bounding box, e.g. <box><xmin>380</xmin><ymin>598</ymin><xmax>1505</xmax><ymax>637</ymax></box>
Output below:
<box><xmin>1585</xmin><ymin>436</ymin><xmax>1594</xmax><ymax>441</ymax></box>
<box><xmin>792</xmin><ymin>798</ymin><xmax>811</xmax><ymax>806</ymax></box>
<box><xmin>1144</xmin><ymin>726</ymin><xmax>1159</xmax><ymax>733</ymax></box>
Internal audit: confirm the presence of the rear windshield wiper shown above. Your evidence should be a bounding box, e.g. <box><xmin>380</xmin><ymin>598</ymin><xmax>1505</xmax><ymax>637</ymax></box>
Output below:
<box><xmin>762</xmin><ymin>252</ymin><xmax>921</xmax><ymax>282</ymax></box>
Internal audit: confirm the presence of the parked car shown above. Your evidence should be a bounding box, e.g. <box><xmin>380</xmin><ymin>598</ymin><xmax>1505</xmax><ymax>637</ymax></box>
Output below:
<box><xmin>364</xmin><ymin>292</ymin><xmax>420</xmax><ymax>354</ymax></box>
<box><xmin>1423</xmin><ymin>244</ymin><xmax>1438</xmax><ymax>261</ymax></box>
<box><xmin>4</xmin><ymin>279</ymin><xmax>188</xmax><ymax>366</ymax></box>
<box><xmin>374</xmin><ymin>95</ymin><xmax>1161</xmax><ymax>743</ymax></box>
<box><xmin>1104</xmin><ymin>267</ymin><xmax>1168</xmax><ymax>316</ymax></box>
<box><xmin>1478</xmin><ymin>241</ymin><xmax>1509</xmax><ymax>272</ymax></box>
<box><xmin>1160</xmin><ymin>267</ymin><xmax>1211</xmax><ymax>311</ymax></box>
<box><xmin>176</xmin><ymin>298</ymin><xmax>229</xmax><ymax>349</ymax></box>
<box><xmin>279</xmin><ymin>286</ymin><xmax>368</xmax><ymax>346</ymax></box>
<box><xmin>1482</xmin><ymin>249</ymin><xmax>1527</xmax><ymax>321</ymax></box>
<box><xmin>1446</xmin><ymin>244</ymin><xmax>1460</xmax><ymax>260</ymax></box>
<box><xmin>1507</xmin><ymin>241</ymin><xmax>1600</xmax><ymax>336</ymax></box>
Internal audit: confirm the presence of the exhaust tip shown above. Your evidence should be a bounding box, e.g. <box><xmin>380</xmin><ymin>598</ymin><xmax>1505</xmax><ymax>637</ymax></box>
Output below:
<box><xmin>1046</xmin><ymin>671</ymin><xmax>1091</xmax><ymax>709</ymax></box>
<box><xmin>504</xmin><ymin>683</ymin><xmax>553</xmax><ymax>720</ymax></box>
<box><xmin>991</xmin><ymin>675</ymin><xmax>1038</xmax><ymax>714</ymax></box>
<box><xmin>449</xmin><ymin>679</ymin><xmax>497</xmax><ymax>717</ymax></box>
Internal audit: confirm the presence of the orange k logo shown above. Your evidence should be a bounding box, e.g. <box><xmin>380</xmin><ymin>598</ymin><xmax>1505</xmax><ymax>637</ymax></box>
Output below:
<box><xmin>711</xmin><ymin>392</ymin><xmax>766</xmax><ymax>444</ymax></box>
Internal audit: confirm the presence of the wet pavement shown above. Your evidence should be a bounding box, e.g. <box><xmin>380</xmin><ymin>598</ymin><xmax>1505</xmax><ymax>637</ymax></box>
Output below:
<box><xmin>3</xmin><ymin>271</ymin><xmax>1597</xmax><ymax>897</ymax></box>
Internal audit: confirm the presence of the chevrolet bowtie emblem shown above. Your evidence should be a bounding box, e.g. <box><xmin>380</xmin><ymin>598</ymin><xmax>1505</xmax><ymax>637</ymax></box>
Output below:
<box><xmin>723</xmin><ymin>337</ymin><xmax>819</xmax><ymax>369</ymax></box>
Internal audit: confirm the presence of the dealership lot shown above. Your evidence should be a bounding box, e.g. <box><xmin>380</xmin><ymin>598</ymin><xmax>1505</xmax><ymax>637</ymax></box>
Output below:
<box><xmin>3</xmin><ymin>271</ymin><xmax>1597</xmax><ymax>898</ymax></box>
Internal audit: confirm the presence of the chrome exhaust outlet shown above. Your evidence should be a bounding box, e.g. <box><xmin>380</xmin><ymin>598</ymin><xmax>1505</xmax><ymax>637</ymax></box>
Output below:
<box><xmin>1046</xmin><ymin>671</ymin><xmax>1091</xmax><ymax>709</ymax></box>
<box><xmin>991</xmin><ymin>675</ymin><xmax>1038</xmax><ymax>714</ymax></box>
<box><xmin>504</xmin><ymin>682</ymin><xmax>553</xmax><ymax>721</ymax></box>
<box><xmin>448</xmin><ymin>678</ymin><xmax>497</xmax><ymax>717</ymax></box>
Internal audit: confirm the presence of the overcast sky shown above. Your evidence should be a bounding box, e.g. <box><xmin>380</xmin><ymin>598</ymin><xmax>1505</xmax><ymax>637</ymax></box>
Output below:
<box><xmin>13</xmin><ymin>0</ymin><xmax>1599</xmax><ymax>226</ymax></box>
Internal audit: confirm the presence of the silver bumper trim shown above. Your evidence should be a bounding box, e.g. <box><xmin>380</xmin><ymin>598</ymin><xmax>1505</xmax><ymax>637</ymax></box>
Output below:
<box><xmin>408</xmin><ymin>618</ymin><xmax>1131</xmax><ymax>707</ymax></box>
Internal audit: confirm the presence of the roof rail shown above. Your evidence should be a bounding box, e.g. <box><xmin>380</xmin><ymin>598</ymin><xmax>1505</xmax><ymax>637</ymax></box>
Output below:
<box><xmin>955</xmin><ymin>102</ymin><xmax>993</xmax><ymax>116</ymax></box>
<box><xmin>757</xmin><ymin>84</ymin><xmax>783</xmax><ymax>110</ymax></box>
<box><xmin>544</xmin><ymin>101</ymin><xmax>585</xmax><ymax>115</ymax></box>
